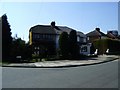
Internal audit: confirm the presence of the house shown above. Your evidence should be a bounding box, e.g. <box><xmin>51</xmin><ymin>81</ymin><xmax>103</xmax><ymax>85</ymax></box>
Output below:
<box><xmin>107</xmin><ymin>30</ymin><xmax>118</xmax><ymax>37</ymax></box>
<box><xmin>86</xmin><ymin>28</ymin><xmax>120</xmax><ymax>55</ymax></box>
<box><xmin>107</xmin><ymin>30</ymin><xmax>120</xmax><ymax>40</ymax></box>
<box><xmin>29</xmin><ymin>21</ymin><xmax>87</xmax><ymax>55</ymax></box>
<box><xmin>86</xmin><ymin>28</ymin><xmax>120</xmax><ymax>43</ymax></box>
<box><xmin>85</xmin><ymin>28</ymin><xmax>109</xmax><ymax>55</ymax></box>
<box><xmin>86</xmin><ymin>28</ymin><xmax>107</xmax><ymax>43</ymax></box>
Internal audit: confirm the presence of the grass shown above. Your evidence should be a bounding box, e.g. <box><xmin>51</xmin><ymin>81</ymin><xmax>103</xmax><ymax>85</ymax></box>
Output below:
<box><xmin>0</xmin><ymin>61</ymin><xmax>11</xmax><ymax>66</ymax></box>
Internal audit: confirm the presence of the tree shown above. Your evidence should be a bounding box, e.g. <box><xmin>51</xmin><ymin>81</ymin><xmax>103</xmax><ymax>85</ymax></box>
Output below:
<box><xmin>69</xmin><ymin>30</ymin><xmax>79</xmax><ymax>58</ymax></box>
<box><xmin>23</xmin><ymin>42</ymin><xmax>32</xmax><ymax>62</ymax></box>
<box><xmin>2</xmin><ymin>14</ymin><xmax>12</xmax><ymax>61</ymax></box>
<box><xmin>59</xmin><ymin>32</ymin><xmax>69</xmax><ymax>59</ymax></box>
<box><xmin>11</xmin><ymin>37</ymin><xmax>33</xmax><ymax>62</ymax></box>
<box><xmin>10</xmin><ymin>37</ymin><xmax>25</xmax><ymax>62</ymax></box>
<box><xmin>90</xmin><ymin>43</ymin><xmax>96</xmax><ymax>54</ymax></box>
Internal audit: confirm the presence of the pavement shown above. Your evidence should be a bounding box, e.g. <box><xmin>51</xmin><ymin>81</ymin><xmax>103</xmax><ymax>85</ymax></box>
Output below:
<box><xmin>2</xmin><ymin>55</ymin><xmax>119</xmax><ymax>68</ymax></box>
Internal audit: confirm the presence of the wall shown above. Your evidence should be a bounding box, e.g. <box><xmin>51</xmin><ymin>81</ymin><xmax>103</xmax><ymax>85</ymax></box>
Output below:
<box><xmin>87</xmin><ymin>36</ymin><xmax>101</xmax><ymax>43</ymax></box>
<box><xmin>29</xmin><ymin>31</ymin><xmax>32</xmax><ymax>45</ymax></box>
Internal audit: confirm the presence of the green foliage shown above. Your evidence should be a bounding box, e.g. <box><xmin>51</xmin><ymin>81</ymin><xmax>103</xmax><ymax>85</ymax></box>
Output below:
<box><xmin>32</xmin><ymin>54</ymin><xmax>40</xmax><ymax>62</ymax></box>
<box><xmin>38</xmin><ymin>46</ymin><xmax>48</xmax><ymax>61</ymax></box>
<box><xmin>69</xmin><ymin>30</ymin><xmax>79</xmax><ymax>58</ymax></box>
<box><xmin>31</xmin><ymin>45</ymin><xmax>49</xmax><ymax>62</ymax></box>
<box><xmin>107</xmin><ymin>39</ymin><xmax>120</xmax><ymax>54</ymax></box>
<box><xmin>59</xmin><ymin>30</ymin><xmax>80</xmax><ymax>59</ymax></box>
<box><xmin>90</xmin><ymin>43</ymin><xmax>96</xmax><ymax>54</ymax></box>
<box><xmin>23</xmin><ymin>43</ymin><xmax>32</xmax><ymax>61</ymax></box>
<box><xmin>2</xmin><ymin>14</ymin><xmax>12</xmax><ymax>61</ymax></box>
<box><xmin>93</xmin><ymin>38</ymin><xmax>120</xmax><ymax>55</ymax></box>
<box><xmin>93</xmin><ymin>39</ymin><xmax>108</xmax><ymax>54</ymax></box>
<box><xmin>10</xmin><ymin>37</ymin><xmax>32</xmax><ymax>62</ymax></box>
<box><xmin>59</xmin><ymin>32</ymin><xmax>69</xmax><ymax>59</ymax></box>
<box><xmin>69</xmin><ymin>30</ymin><xmax>77</xmax><ymax>44</ymax></box>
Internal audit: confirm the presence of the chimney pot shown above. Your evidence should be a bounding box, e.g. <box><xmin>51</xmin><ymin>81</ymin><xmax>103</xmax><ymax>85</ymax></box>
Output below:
<box><xmin>96</xmin><ymin>28</ymin><xmax>100</xmax><ymax>32</ymax></box>
<box><xmin>51</xmin><ymin>21</ymin><xmax>55</xmax><ymax>27</ymax></box>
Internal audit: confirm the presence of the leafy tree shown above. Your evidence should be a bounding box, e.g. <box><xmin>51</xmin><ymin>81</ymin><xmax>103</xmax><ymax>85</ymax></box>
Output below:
<box><xmin>90</xmin><ymin>43</ymin><xmax>96</xmax><ymax>54</ymax></box>
<box><xmin>10</xmin><ymin>37</ymin><xmax>25</xmax><ymax>62</ymax></box>
<box><xmin>10</xmin><ymin>37</ymin><xmax>32</xmax><ymax>62</ymax></box>
<box><xmin>23</xmin><ymin>42</ymin><xmax>32</xmax><ymax>62</ymax></box>
<box><xmin>69</xmin><ymin>30</ymin><xmax>79</xmax><ymax>58</ymax></box>
<box><xmin>59</xmin><ymin>32</ymin><xmax>69</xmax><ymax>59</ymax></box>
<box><xmin>2</xmin><ymin>14</ymin><xmax>12</xmax><ymax>61</ymax></box>
<box><xmin>69</xmin><ymin>30</ymin><xmax>77</xmax><ymax>44</ymax></box>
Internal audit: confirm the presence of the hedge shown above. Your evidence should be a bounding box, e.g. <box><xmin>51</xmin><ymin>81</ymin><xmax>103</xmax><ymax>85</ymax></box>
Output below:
<box><xmin>93</xmin><ymin>39</ymin><xmax>120</xmax><ymax>55</ymax></box>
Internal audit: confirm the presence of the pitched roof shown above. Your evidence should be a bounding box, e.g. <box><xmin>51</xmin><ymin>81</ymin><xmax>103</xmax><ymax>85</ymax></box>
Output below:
<box><xmin>29</xmin><ymin>25</ymin><xmax>86</xmax><ymax>38</ymax></box>
<box><xmin>86</xmin><ymin>29</ymin><xmax>106</xmax><ymax>37</ymax></box>
<box><xmin>107</xmin><ymin>33</ymin><xmax>116</xmax><ymax>39</ymax></box>
<box><xmin>58</xmin><ymin>26</ymin><xmax>73</xmax><ymax>34</ymax></box>
<box><xmin>86</xmin><ymin>30</ymin><xmax>101</xmax><ymax>36</ymax></box>
<box><xmin>77</xmin><ymin>31</ymin><xmax>86</xmax><ymax>38</ymax></box>
<box><xmin>29</xmin><ymin>25</ymin><xmax>56</xmax><ymax>34</ymax></box>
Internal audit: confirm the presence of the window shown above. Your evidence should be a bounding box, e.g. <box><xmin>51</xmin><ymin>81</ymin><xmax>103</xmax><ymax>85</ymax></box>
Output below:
<box><xmin>83</xmin><ymin>38</ymin><xmax>86</xmax><ymax>42</ymax></box>
<box><xmin>48</xmin><ymin>35</ymin><xmax>50</xmax><ymax>39</ymax></box>
<box><xmin>33</xmin><ymin>34</ymin><xmax>35</xmax><ymax>39</ymax></box>
<box><xmin>35</xmin><ymin>47</ymin><xmax>39</xmax><ymax>50</ymax></box>
<box><xmin>42</xmin><ymin>35</ymin><xmax>44</xmax><ymax>38</ymax></box>
<box><xmin>39</xmin><ymin>35</ymin><xmax>42</xmax><ymax>39</ymax></box>
<box><xmin>87</xmin><ymin>37</ymin><xmax>89</xmax><ymax>40</ymax></box>
<box><xmin>33</xmin><ymin>34</ymin><xmax>39</xmax><ymax>39</ymax></box>
<box><xmin>37</xmin><ymin>34</ymin><xmax>39</xmax><ymax>38</ymax></box>
<box><xmin>35</xmin><ymin>47</ymin><xmax>37</xmax><ymax>49</ymax></box>
<box><xmin>37</xmin><ymin>47</ymin><xmax>39</xmax><ymax>49</ymax></box>
<box><xmin>77</xmin><ymin>36</ymin><xmax>80</xmax><ymax>42</ymax></box>
<box><xmin>81</xmin><ymin>46</ymin><xmax>87</xmax><ymax>52</ymax></box>
<box><xmin>80</xmin><ymin>37</ymin><xmax>84</xmax><ymax>42</ymax></box>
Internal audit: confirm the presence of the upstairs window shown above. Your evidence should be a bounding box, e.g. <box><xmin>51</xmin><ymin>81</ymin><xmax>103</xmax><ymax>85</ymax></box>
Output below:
<box><xmin>87</xmin><ymin>37</ymin><xmax>89</xmax><ymax>40</ymax></box>
<box><xmin>77</xmin><ymin>36</ymin><xmax>80</xmax><ymax>42</ymax></box>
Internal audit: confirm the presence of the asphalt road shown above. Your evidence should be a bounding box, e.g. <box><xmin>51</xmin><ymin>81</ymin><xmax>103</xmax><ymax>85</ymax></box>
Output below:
<box><xmin>2</xmin><ymin>59</ymin><xmax>119</xmax><ymax>88</ymax></box>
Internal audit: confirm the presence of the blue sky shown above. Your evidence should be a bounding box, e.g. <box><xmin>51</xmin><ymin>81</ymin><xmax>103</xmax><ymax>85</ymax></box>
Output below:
<box><xmin>0</xmin><ymin>2</ymin><xmax>118</xmax><ymax>42</ymax></box>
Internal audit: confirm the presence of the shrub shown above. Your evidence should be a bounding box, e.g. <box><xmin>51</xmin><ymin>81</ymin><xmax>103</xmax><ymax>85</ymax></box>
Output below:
<box><xmin>93</xmin><ymin>38</ymin><xmax>120</xmax><ymax>55</ymax></box>
<box><xmin>59</xmin><ymin>32</ymin><xmax>69</xmax><ymax>59</ymax></box>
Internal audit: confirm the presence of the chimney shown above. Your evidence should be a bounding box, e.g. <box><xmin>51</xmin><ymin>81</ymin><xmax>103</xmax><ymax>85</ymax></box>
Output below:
<box><xmin>51</xmin><ymin>21</ymin><xmax>55</xmax><ymax>28</ymax></box>
<box><xmin>95</xmin><ymin>28</ymin><xmax>100</xmax><ymax>32</ymax></box>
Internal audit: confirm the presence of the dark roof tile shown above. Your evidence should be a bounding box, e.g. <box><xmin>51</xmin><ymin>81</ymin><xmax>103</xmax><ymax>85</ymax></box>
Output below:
<box><xmin>29</xmin><ymin>25</ymin><xmax>56</xmax><ymax>34</ymax></box>
<box><xmin>29</xmin><ymin>25</ymin><xmax>86</xmax><ymax>38</ymax></box>
<box><xmin>86</xmin><ymin>30</ymin><xmax>106</xmax><ymax>37</ymax></box>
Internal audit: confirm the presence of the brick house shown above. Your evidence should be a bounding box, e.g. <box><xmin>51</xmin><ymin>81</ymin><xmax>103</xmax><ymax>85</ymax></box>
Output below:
<box><xmin>86</xmin><ymin>28</ymin><xmax>107</xmax><ymax>43</ymax></box>
<box><xmin>29</xmin><ymin>22</ymin><xmax>87</xmax><ymax>55</ymax></box>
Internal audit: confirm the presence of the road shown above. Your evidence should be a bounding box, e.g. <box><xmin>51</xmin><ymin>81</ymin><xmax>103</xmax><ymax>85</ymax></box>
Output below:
<box><xmin>2</xmin><ymin>59</ymin><xmax>119</xmax><ymax>88</ymax></box>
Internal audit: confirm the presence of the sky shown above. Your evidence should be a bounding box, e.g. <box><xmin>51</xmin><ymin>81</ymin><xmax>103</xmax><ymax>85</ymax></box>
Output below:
<box><xmin>0</xmin><ymin>2</ymin><xmax>119</xmax><ymax>42</ymax></box>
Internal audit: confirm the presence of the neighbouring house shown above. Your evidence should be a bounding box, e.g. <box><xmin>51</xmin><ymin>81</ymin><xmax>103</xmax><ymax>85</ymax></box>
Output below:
<box><xmin>85</xmin><ymin>28</ymin><xmax>107</xmax><ymax>55</ymax></box>
<box><xmin>86</xmin><ymin>28</ymin><xmax>120</xmax><ymax>43</ymax></box>
<box><xmin>86</xmin><ymin>28</ymin><xmax>120</xmax><ymax>55</ymax></box>
<box><xmin>29</xmin><ymin>21</ymin><xmax>87</xmax><ymax>56</ymax></box>
<box><xmin>107</xmin><ymin>30</ymin><xmax>120</xmax><ymax>40</ymax></box>
<box><xmin>86</xmin><ymin>28</ymin><xmax>107</xmax><ymax>43</ymax></box>
<box><xmin>107</xmin><ymin>30</ymin><xmax>118</xmax><ymax>37</ymax></box>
